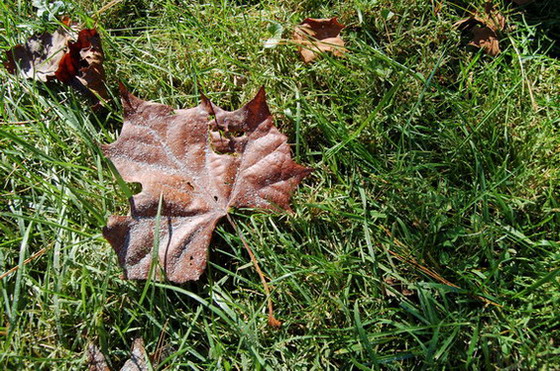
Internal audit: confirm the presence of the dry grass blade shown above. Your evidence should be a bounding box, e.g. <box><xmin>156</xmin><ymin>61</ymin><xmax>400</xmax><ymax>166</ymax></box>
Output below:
<box><xmin>381</xmin><ymin>226</ymin><xmax>501</xmax><ymax>307</ymax></box>
<box><xmin>0</xmin><ymin>248</ymin><xmax>47</xmax><ymax>281</ymax></box>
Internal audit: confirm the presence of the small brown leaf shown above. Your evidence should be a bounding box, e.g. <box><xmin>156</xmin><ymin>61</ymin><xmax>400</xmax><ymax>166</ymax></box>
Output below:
<box><xmin>86</xmin><ymin>344</ymin><xmax>110</xmax><ymax>371</ymax></box>
<box><xmin>4</xmin><ymin>24</ymin><xmax>108</xmax><ymax>105</ymax></box>
<box><xmin>57</xmin><ymin>29</ymin><xmax>109</xmax><ymax>103</ymax></box>
<box><xmin>383</xmin><ymin>277</ymin><xmax>414</xmax><ymax>298</ymax></box>
<box><xmin>86</xmin><ymin>339</ymin><xmax>150</xmax><ymax>371</ymax></box>
<box><xmin>4</xmin><ymin>28</ymin><xmax>70</xmax><ymax>81</ymax></box>
<box><xmin>102</xmin><ymin>86</ymin><xmax>312</xmax><ymax>283</ymax></box>
<box><xmin>292</xmin><ymin>17</ymin><xmax>346</xmax><ymax>63</ymax></box>
<box><xmin>470</xmin><ymin>26</ymin><xmax>501</xmax><ymax>57</ymax></box>
<box><xmin>454</xmin><ymin>2</ymin><xmax>506</xmax><ymax>56</ymax></box>
<box><xmin>482</xmin><ymin>2</ymin><xmax>506</xmax><ymax>32</ymax></box>
<box><xmin>121</xmin><ymin>338</ymin><xmax>149</xmax><ymax>371</ymax></box>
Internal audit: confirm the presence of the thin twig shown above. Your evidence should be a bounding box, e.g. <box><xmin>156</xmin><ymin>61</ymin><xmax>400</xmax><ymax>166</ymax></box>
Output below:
<box><xmin>226</xmin><ymin>214</ymin><xmax>281</xmax><ymax>328</ymax></box>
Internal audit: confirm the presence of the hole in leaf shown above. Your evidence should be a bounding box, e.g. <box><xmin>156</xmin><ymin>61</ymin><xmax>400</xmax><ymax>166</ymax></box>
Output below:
<box><xmin>129</xmin><ymin>182</ymin><xmax>142</xmax><ymax>195</ymax></box>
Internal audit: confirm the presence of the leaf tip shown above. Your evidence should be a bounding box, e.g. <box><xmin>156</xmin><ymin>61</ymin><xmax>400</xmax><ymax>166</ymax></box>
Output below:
<box><xmin>244</xmin><ymin>86</ymin><xmax>270</xmax><ymax>128</ymax></box>
<box><xmin>257</xmin><ymin>85</ymin><xmax>266</xmax><ymax>98</ymax></box>
<box><xmin>117</xmin><ymin>81</ymin><xmax>128</xmax><ymax>96</ymax></box>
<box><xmin>329</xmin><ymin>17</ymin><xmax>345</xmax><ymax>30</ymax></box>
<box><xmin>119</xmin><ymin>82</ymin><xmax>143</xmax><ymax>116</ymax></box>
<box><xmin>102</xmin><ymin>215</ymin><xmax>131</xmax><ymax>257</ymax></box>
<box><xmin>200</xmin><ymin>92</ymin><xmax>213</xmax><ymax>113</ymax></box>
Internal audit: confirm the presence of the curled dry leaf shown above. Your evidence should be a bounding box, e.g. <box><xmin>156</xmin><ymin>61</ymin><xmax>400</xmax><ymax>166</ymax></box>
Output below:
<box><xmin>292</xmin><ymin>17</ymin><xmax>346</xmax><ymax>63</ymax></box>
<box><xmin>87</xmin><ymin>339</ymin><xmax>149</xmax><ymax>371</ymax></box>
<box><xmin>454</xmin><ymin>2</ymin><xmax>506</xmax><ymax>57</ymax></box>
<box><xmin>4</xmin><ymin>24</ymin><xmax>108</xmax><ymax>105</ymax></box>
<box><xmin>4</xmin><ymin>28</ymin><xmax>70</xmax><ymax>81</ymax></box>
<box><xmin>102</xmin><ymin>85</ymin><xmax>312</xmax><ymax>283</ymax></box>
<box><xmin>57</xmin><ymin>29</ymin><xmax>109</xmax><ymax>104</ymax></box>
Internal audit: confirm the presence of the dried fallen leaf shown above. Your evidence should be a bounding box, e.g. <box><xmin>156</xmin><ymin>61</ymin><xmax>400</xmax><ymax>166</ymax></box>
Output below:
<box><xmin>470</xmin><ymin>26</ymin><xmax>501</xmax><ymax>57</ymax></box>
<box><xmin>4</xmin><ymin>28</ymin><xmax>69</xmax><ymax>81</ymax></box>
<box><xmin>383</xmin><ymin>277</ymin><xmax>414</xmax><ymax>298</ymax></box>
<box><xmin>121</xmin><ymin>338</ymin><xmax>149</xmax><ymax>371</ymax></box>
<box><xmin>102</xmin><ymin>85</ymin><xmax>312</xmax><ymax>283</ymax></box>
<box><xmin>57</xmin><ymin>29</ymin><xmax>109</xmax><ymax>104</ymax></box>
<box><xmin>292</xmin><ymin>17</ymin><xmax>346</xmax><ymax>63</ymax></box>
<box><xmin>86</xmin><ymin>344</ymin><xmax>110</xmax><ymax>371</ymax></box>
<box><xmin>4</xmin><ymin>24</ymin><xmax>108</xmax><ymax>105</ymax></box>
<box><xmin>454</xmin><ymin>2</ymin><xmax>506</xmax><ymax>57</ymax></box>
<box><xmin>87</xmin><ymin>339</ymin><xmax>149</xmax><ymax>371</ymax></box>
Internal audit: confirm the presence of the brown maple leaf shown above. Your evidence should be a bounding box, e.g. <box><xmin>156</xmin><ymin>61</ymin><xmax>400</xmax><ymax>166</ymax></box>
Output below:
<box><xmin>102</xmin><ymin>85</ymin><xmax>312</xmax><ymax>284</ymax></box>
<box><xmin>454</xmin><ymin>2</ymin><xmax>506</xmax><ymax>57</ymax></box>
<box><xmin>4</xmin><ymin>24</ymin><xmax>108</xmax><ymax>105</ymax></box>
<box><xmin>292</xmin><ymin>17</ymin><xmax>346</xmax><ymax>63</ymax></box>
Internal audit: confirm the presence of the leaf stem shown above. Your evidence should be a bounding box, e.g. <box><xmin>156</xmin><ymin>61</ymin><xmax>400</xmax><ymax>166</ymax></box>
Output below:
<box><xmin>226</xmin><ymin>214</ymin><xmax>282</xmax><ymax>328</ymax></box>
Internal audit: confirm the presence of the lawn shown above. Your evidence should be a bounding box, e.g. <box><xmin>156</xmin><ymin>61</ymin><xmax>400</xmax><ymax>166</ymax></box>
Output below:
<box><xmin>1</xmin><ymin>0</ymin><xmax>559</xmax><ymax>369</ymax></box>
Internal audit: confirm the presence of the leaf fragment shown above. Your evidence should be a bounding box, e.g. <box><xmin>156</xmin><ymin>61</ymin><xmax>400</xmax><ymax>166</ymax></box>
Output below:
<box><xmin>383</xmin><ymin>277</ymin><xmax>414</xmax><ymax>298</ymax></box>
<box><xmin>4</xmin><ymin>28</ymin><xmax>70</xmax><ymax>82</ymax></box>
<box><xmin>121</xmin><ymin>338</ymin><xmax>149</xmax><ymax>371</ymax></box>
<box><xmin>86</xmin><ymin>343</ymin><xmax>110</xmax><ymax>371</ymax></box>
<box><xmin>454</xmin><ymin>2</ymin><xmax>506</xmax><ymax>57</ymax></box>
<box><xmin>57</xmin><ymin>29</ymin><xmax>109</xmax><ymax>103</ymax></box>
<box><xmin>102</xmin><ymin>85</ymin><xmax>311</xmax><ymax>283</ymax></box>
<box><xmin>292</xmin><ymin>17</ymin><xmax>346</xmax><ymax>63</ymax></box>
<box><xmin>469</xmin><ymin>26</ymin><xmax>501</xmax><ymax>57</ymax></box>
<box><xmin>86</xmin><ymin>339</ymin><xmax>149</xmax><ymax>371</ymax></box>
<box><xmin>4</xmin><ymin>24</ymin><xmax>108</xmax><ymax>105</ymax></box>
<box><xmin>263</xmin><ymin>22</ymin><xmax>284</xmax><ymax>49</ymax></box>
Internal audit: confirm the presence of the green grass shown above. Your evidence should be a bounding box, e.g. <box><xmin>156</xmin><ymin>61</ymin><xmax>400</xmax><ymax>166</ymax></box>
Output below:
<box><xmin>1</xmin><ymin>0</ymin><xmax>559</xmax><ymax>369</ymax></box>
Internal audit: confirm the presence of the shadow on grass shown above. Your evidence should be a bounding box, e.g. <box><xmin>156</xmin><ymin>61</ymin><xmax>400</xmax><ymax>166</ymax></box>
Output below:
<box><xmin>518</xmin><ymin>0</ymin><xmax>560</xmax><ymax>57</ymax></box>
